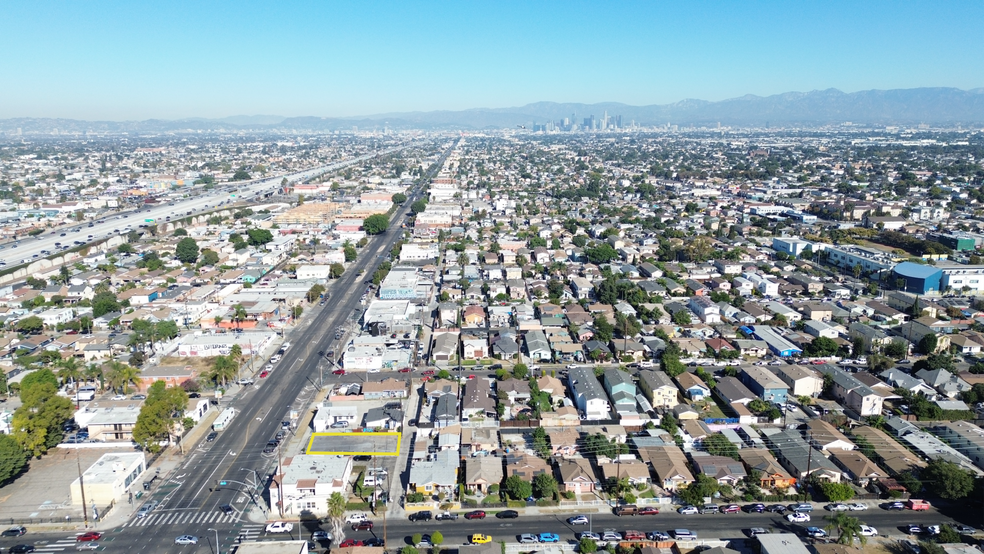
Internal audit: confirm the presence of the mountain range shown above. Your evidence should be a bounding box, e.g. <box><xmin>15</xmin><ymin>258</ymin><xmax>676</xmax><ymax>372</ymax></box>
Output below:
<box><xmin>2</xmin><ymin>87</ymin><xmax>984</xmax><ymax>134</ymax></box>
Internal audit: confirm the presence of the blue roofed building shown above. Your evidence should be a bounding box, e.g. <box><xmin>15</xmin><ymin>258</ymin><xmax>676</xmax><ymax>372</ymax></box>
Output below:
<box><xmin>750</xmin><ymin>326</ymin><xmax>802</xmax><ymax>358</ymax></box>
<box><xmin>893</xmin><ymin>262</ymin><xmax>943</xmax><ymax>295</ymax></box>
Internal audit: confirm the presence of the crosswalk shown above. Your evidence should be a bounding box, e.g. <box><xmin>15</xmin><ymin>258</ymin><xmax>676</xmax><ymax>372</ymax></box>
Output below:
<box><xmin>123</xmin><ymin>509</ymin><xmax>242</xmax><ymax>527</ymax></box>
<box><xmin>34</xmin><ymin>538</ymin><xmax>80</xmax><ymax>552</ymax></box>
<box><xmin>235</xmin><ymin>524</ymin><xmax>265</xmax><ymax>543</ymax></box>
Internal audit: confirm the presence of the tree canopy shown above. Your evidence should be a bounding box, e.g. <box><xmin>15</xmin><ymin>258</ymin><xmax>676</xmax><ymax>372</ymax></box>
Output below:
<box><xmin>175</xmin><ymin>237</ymin><xmax>200</xmax><ymax>264</ymax></box>
<box><xmin>363</xmin><ymin>214</ymin><xmax>389</xmax><ymax>235</ymax></box>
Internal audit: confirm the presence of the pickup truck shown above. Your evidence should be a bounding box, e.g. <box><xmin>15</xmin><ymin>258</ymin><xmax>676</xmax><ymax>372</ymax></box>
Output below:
<box><xmin>906</xmin><ymin>499</ymin><xmax>931</xmax><ymax>511</ymax></box>
<box><xmin>435</xmin><ymin>512</ymin><xmax>458</xmax><ymax>521</ymax></box>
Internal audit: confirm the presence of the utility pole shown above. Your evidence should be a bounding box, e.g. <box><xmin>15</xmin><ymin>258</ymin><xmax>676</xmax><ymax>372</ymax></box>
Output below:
<box><xmin>76</xmin><ymin>450</ymin><xmax>89</xmax><ymax>529</ymax></box>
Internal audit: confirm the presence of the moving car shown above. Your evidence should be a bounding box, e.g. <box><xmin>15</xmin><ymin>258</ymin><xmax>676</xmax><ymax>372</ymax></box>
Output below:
<box><xmin>205</xmin><ymin>432</ymin><xmax>218</xmax><ymax>442</ymax></box>
<box><xmin>174</xmin><ymin>535</ymin><xmax>199</xmax><ymax>545</ymax></box>
<box><xmin>219</xmin><ymin>504</ymin><xmax>234</xmax><ymax>515</ymax></box>
<box><xmin>332</xmin><ymin>369</ymin><xmax>346</xmax><ymax>375</ymax></box>
<box><xmin>2</xmin><ymin>526</ymin><xmax>27</xmax><ymax>537</ymax></box>
<box><xmin>567</xmin><ymin>515</ymin><xmax>589</xmax><ymax>525</ymax></box>
<box><xmin>9</xmin><ymin>546</ymin><xmax>36</xmax><ymax>554</ymax></box>
<box><xmin>75</xmin><ymin>543</ymin><xmax>99</xmax><ymax>551</ymax></box>
<box><xmin>266</xmin><ymin>522</ymin><xmax>294</xmax><ymax>533</ymax></box>
<box><xmin>786</xmin><ymin>512</ymin><xmax>811</xmax><ymax>523</ymax></box>
<box><xmin>805</xmin><ymin>527</ymin><xmax>828</xmax><ymax>538</ymax></box>
<box><xmin>76</xmin><ymin>532</ymin><xmax>102</xmax><ymax>542</ymax></box>
<box><xmin>351</xmin><ymin>522</ymin><xmax>374</xmax><ymax>531</ymax></box>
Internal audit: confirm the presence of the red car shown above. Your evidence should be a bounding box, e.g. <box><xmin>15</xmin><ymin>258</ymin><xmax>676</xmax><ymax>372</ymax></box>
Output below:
<box><xmin>467</xmin><ymin>374</ymin><xmax>476</xmax><ymax>380</ymax></box>
<box><xmin>332</xmin><ymin>369</ymin><xmax>346</xmax><ymax>376</ymax></box>
<box><xmin>352</xmin><ymin>522</ymin><xmax>374</xmax><ymax>531</ymax></box>
<box><xmin>464</xmin><ymin>510</ymin><xmax>486</xmax><ymax>520</ymax></box>
<box><xmin>722</xmin><ymin>504</ymin><xmax>741</xmax><ymax>514</ymax></box>
<box><xmin>812</xmin><ymin>360</ymin><xmax>825</xmax><ymax>365</ymax></box>
<box><xmin>259</xmin><ymin>370</ymin><xmax>269</xmax><ymax>378</ymax></box>
<box><xmin>398</xmin><ymin>367</ymin><xmax>413</xmax><ymax>373</ymax></box>
<box><xmin>421</xmin><ymin>370</ymin><xmax>435</xmax><ymax>376</ymax></box>
<box><xmin>340</xmin><ymin>540</ymin><xmax>364</xmax><ymax>547</ymax></box>
<box><xmin>77</xmin><ymin>532</ymin><xmax>103</xmax><ymax>542</ymax></box>
<box><xmin>638</xmin><ymin>507</ymin><xmax>660</xmax><ymax>515</ymax></box>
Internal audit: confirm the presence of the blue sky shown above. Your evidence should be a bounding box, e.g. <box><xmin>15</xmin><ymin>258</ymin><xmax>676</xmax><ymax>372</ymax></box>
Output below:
<box><xmin>1</xmin><ymin>1</ymin><xmax>982</xmax><ymax>120</ymax></box>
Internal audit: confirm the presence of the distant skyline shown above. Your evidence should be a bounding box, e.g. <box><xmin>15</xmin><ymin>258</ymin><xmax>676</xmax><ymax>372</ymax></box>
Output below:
<box><xmin>2</xmin><ymin>1</ymin><xmax>983</xmax><ymax>121</ymax></box>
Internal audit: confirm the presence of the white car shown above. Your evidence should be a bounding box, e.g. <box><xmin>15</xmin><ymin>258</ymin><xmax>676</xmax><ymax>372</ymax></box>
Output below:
<box><xmin>174</xmin><ymin>535</ymin><xmax>199</xmax><ymax>545</ymax></box>
<box><xmin>112</xmin><ymin>394</ymin><xmax>126</xmax><ymax>401</ymax></box>
<box><xmin>345</xmin><ymin>513</ymin><xmax>369</xmax><ymax>524</ymax></box>
<box><xmin>786</xmin><ymin>512</ymin><xmax>811</xmax><ymax>523</ymax></box>
<box><xmin>265</xmin><ymin>521</ymin><xmax>294</xmax><ymax>533</ymax></box>
<box><xmin>826</xmin><ymin>503</ymin><xmax>849</xmax><ymax>512</ymax></box>
<box><xmin>848</xmin><ymin>503</ymin><xmax>868</xmax><ymax>511</ymax></box>
<box><xmin>566</xmin><ymin>364</ymin><xmax>578</xmax><ymax>370</ymax></box>
<box><xmin>859</xmin><ymin>525</ymin><xmax>878</xmax><ymax>537</ymax></box>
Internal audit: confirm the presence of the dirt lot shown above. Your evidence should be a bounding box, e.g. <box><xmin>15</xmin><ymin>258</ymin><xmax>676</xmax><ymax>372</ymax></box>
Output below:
<box><xmin>0</xmin><ymin>447</ymin><xmax>136</xmax><ymax>523</ymax></box>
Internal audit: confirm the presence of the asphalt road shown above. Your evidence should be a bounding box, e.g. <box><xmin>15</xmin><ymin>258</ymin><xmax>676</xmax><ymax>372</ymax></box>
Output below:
<box><xmin>0</xmin><ymin>145</ymin><xmax>410</xmax><ymax>267</ymax></box>
<box><xmin>4</xmin><ymin>505</ymin><xmax>972</xmax><ymax>554</ymax></box>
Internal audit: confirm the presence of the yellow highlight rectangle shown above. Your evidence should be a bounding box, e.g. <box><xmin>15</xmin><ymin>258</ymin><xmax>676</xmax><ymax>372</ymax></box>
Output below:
<box><xmin>306</xmin><ymin>431</ymin><xmax>402</xmax><ymax>456</ymax></box>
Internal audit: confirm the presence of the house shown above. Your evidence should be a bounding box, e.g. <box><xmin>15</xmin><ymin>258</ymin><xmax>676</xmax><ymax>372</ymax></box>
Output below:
<box><xmin>548</xmin><ymin>427</ymin><xmax>581</xmax><ymax>457</ymax></box>
<box><xmin>642</xmin><ymin>445</ymin><xmax>694</xmax><ymax>491</ymax></box>
<box><xmin>558</xmin><ymin>457</ymin><xmax>599</xmax><ymax>494</ymax></box>
<box><xmin>806</xmin><ymin>419</ymin><xmax>856</xmax><ymax>451</ymax></box>
<box><xmin>762</xmin><ymin>429</ymin><xmax>841</xmax><ymax>482</ymax></box>
<box><xmin>362</xmin><ymin>378</ymin><xmax>410</xmax><ymax>400</ymax></box>
<box><xmin>523</xmin><ymin>330</ymin><xmax>552</xmax><ymax>361</ymax></box>
<box><xmin>851</xmin><ymin>426</ymin><xmax>926</xmax><ymax>476</ymax></box>
<box><xmin>715</xmin><ymin>376</ymin><xmax>758</xmax><ymax>405</ymax></box>
<box><xmin>733</xmin><ymin>339</ymin><xmax>769</xmax><ymax>357</ymax></box>
<box><xmin>689</xmin><ymin>296</ymin><xmax>721</xmax><ymax>324</ymax></box>
<box><xmin>776</xmin><ymin>365</ymin><xmax>824</xmax><ymax>398</ymax></box>
<box><xmin>600</xmin><ymin>461</ymin><xmax>652</xmax><ymax>486</ymax></box>
<box><xmin>461</xmin><ymin>378</ymin><xmax>496</xmax><ymax>421</ymax></box>
<box><xmin>916</xmin><ymin>368</ymin><xmax>971</xmax><ymax>398</ymax></box>
<box><xmin>690</xmin><ymin>453</ymin><xmax>748</xmax><ymax>486</ymax></box>
<box><xmin>461</xmin><ymin>334</ymin><xmax>487</xmax><ymax>360</ymax></box>
<box><xmin>830</xmin><ymin>450</ymin><xmax>886</xmax><ymax>485</ymax></box>
<box><xmin>676</xmin><ymin>372</ymin><xmax>711</xmax><ymax>401</ymax></box>
<box><xmin>462</xmin><ymin>427</ymin><xmax>499</xmax><ymax>456</ymax></box>
<box><xmin>432</xmin><ymin>394</ymin><xmax>458</xmax><ymax>428</ymax></box>
<box><xmin>738</xmin><ymin>448</ymin><xmax>797</xmax><ymax>490</ymax></box>
<box><xmin>408</xmin><ymin>450</ymin><xmax>459</xmax><ymax>495</ymax></box>
<box><xmin>312</xmin><ymin>402</ymin><xmax>358</xmax><ymax>432</ymax></box>
<box><xmin>568</xmin><ymin>367</ymin><xmax>612</xmax><ymax>420</ymax></box>
<box><xmin>933</xmin><ymin>421</ymin><xmax>984</xmax><ymax>473</ymax></box>
<box><xmin>270</xmin><ymin>455</ymin><xmax>353</xmax><ymax>516</ymax></box>
<box><xmin>638</xmin><ymin>370</ymin><xmax>679</xmax><ymax>409</ymax></box>
<box><xmin>464</xmin><ymin>456</ymin><xmax>504</xmax><ymax>494</ymax></box>
<box><xmin>431</xmin><ymin>332</ymin><xmax>459</xmax><ymax>362</ymax></box>
<box><xmin>498</xmin><ymin>379</ymin><xmax>531</xmax><ymax>405</ymax></box>
<box><xmin>816</xmin><ymin>365</ymin><xmax>885</xmax><ymax>417</ymax></box>
<box><xmin>504</xmin><ymin>453</ymin><xmax>550</xmax><ymax>480</ymax></box>
<box><xmin>602</xmin><ymin>368</ymin><xmax>638</xmax><ymax>416</ymax></box>
<box><xmin>363</xmin><ymin>406</ymin><xmax>404</xmax><ymax>430</ymax></box>
<box><xmin>741</xmin><ymin>366</ymin><xmax>789</xmax><ymax>404</ymax></box>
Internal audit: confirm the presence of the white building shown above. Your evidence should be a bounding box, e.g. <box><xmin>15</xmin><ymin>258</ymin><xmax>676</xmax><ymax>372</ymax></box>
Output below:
<box><xmin>938</xmin><ymin>263</ymin><xmax>984</xmax><ymax>294</ymax></box>
<box><xmin>70</xmin><ymin>452</ymin><xmax>146</xmax><ymax>507</ymax></box>
<box><xmin>177</xmin><ymin>332</ymin><xmax>276</xmax><ymax>357</ymax></box>
<box><xmin>270</xmin><ymin>455</ymin><xmax>353</xmax><ymax>516</ymax></box>
<box><xmin>400</xmin><ymin>242</ymin><xmax>440</xmax><ymax>262</ymax></box>
<box><xmin>295</xmin><ymin>265</ymin><xmax>333</xmax><ymax>280</ymax></box>
<box><xmin>688</xmin><ymin>296</ymin><xmax>721</xmax><ymax>324</ymax></box>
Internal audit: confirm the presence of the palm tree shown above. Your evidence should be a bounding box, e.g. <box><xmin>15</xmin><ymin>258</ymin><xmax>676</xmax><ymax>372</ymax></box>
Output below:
<box><xmin>327</xmin><ymin>492</ymin><xmax>346</xmax><ymax>543</ymax></box>
<box><xmin>85</xmin><ymin>363</ymin><xmax>105</xmax><ymax>391</ymax></box>
<box><xmin>58</xmin><ymin>357</ymin><xmax>83</xmax><ymax>394</ymax></box>
<box><xmin>214</xmin><ymin>315</ymin><xmax>223</xmax><ymax>329</ymax></box>
<box><xmin>209</xmin><ymin>356</ymin><xmax>237</xmax><ymax>387</ymax></box>
<box><xmin>825</xmin><ymin>512</ymin><xmax>866</xmax><ymax>546</ymax></box>
<box><xmin>105</xmin><ymin>361</ymin><xmax>139</xmax><ymax>394</ymax></box>
<box><xmin>233</xmin><ymin>304</ymin><xmax>248</xmax><ymax>332</ymax></box>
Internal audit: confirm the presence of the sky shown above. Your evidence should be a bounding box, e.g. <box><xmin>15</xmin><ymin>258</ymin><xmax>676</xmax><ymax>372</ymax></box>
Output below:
<box><xmin>1</xmin><ymin>0</ymin><xmax>982</xmax><ymax>120</ymax></box>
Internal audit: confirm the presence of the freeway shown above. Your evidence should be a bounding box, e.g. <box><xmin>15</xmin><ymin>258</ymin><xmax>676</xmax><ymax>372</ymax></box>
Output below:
<box><xmin>22</xmin><ymin>143</ymin><xmax>450</xmax><ymax>554</ymax></box>
<box><xmin>0</xmin><ymin>144</ymin><xmax>411</xmax><ymax>268</ymax></box>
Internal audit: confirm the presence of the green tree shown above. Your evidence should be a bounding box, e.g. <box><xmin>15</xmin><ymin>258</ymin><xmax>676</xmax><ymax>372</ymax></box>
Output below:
<box><xmin>11</xmin><ymin>378</ymin><xmax>73</xmax><ymax>457</ymax></box>
<box><xmin>703</xmin><ymin>433</ymin><xmax>739</xmax><ymax>460</ymax></box>
<box><xmin>504</xmin><ymin>474</ymin><xmax>533</xmax><ymax>500</ymax></box>
<box><xmin>200</xmin><ymin>249</ymin><xmax>220</xmax><ymax>266</ymax></box>
<box><xmin>173</xmin><ymin>228</ymin><xmax>188</xmax><ymax>237</ymax></box>
<box><xmin>661</xmin><ymin>352</ymin><xmax>686</xmax><ymax>378</ymax></box>
<box><xmin>0</xmin><ymin>433</ymin><xmax>28</xmax><ymax>484</ymax></box>
<box><xmin>935</xmin><ymin>525</ymin><xmax>961</xmax><ymax>544</ymax></box>
<box><xmin>593</xmin><ymin>315</ymin><xmax>614</xmax><ymax>343</ymax></box>
<box><xmin>117</xmin><ymin>243</ymin><xmax>135</xmax><ymax>254</ymax></box>
<box><xmin>329</xmin><ymin>263</ymin><xmax>345</xmax><ymax>279</ymax></box>
<box><xmin>584</xmin><ymin>243</ymin><xmax>618</xmax><ymax>264</ymax></box>
<box><xmin>924</xmin><ymin>458</ymin><xmax>974</xmax><ymax>499</ymax></box>
<box><xmin>363</xmin><ymin>214</ymin><xmax>389</xmax><ymax>235</ymax></box>
<box><xmin>105</xmin><ymin>361</ymin><xmax>139</xmax><ymax>394</ymax></box>
<box><xmin>411</xmin><ymin>199</ymin><xmax>427</xmax><ymax>214</ymax></box>
<box><xmin>672</xmin><ymin>310</ymin><xmax>692</xmax><ymax>325</ymax></box>
<box><xmin>344</xmin><ymin>244</ymin><xmax>358</xmax><ymax>262</ymax></box>
<box><xmin>431</xmin><ymin>531</ymin><xmax>444</xmax><ymax>546</ymax></box>
<box><xmin>819</xmin><ymin>481</ymin><xmax>855</xmax><ymax>501</ymax></box>
<box><xmin>532</xmin><ymin>426</ymin><xmax>550</xmax><ymax>459</ymax></box>
<box><xmin>883</xmin><ymin>340</ymin><xmax>908</xmax><ymax>359</ymax></box>
<box><xmin>306</xmin><ymin>284</ymin><xmax>326</xmax><ymax>303</ymax></box>
<box><xmin>16</xmin><ymin>315</ymin><xmax>44</xmax><ymax>334</ymax></box>
<box><xmin>231</xmin><ymin>168</ymin><xmax>251</xmax><ymax>181</ymax></box>
<box><xmin>392</xmin><ymin>193</ymin><xmax>407</xmax><ymax>204</ymax></box>
<box><xmin>679</xmin><ymin>473</ymin><xmax>719</xmax><ymax>506</ymax></box>
<box><xmin>91</xmin><ymin>291</ymin><xmax>120</xmax><ymax>318</ymax></box>
<box><xmin>918</xmin><ymin>333</ymin><xmax>939</xmax><ymax>354</ymax></box>
<box><xmin>804</xmin><ymin>336</ymin><xmax>839</xmax><ymax>357</ymax></box>
<box><xmin>244</xmin><ymin>228</ymin><xmax>272</xmax><ymax>246</ymax></box>
<box><xmin>578</xmin><ymin>539</ymin><xmax>598</xmax><ymax>554</ymax></box>
<box><xmin>532</xmin><ymin>473</ymin><xmax>558</xmax><ymax>499</ymax></box>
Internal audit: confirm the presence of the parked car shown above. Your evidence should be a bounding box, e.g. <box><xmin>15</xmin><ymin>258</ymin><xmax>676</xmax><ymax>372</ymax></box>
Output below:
<box><xmin>745</xmin><ymin>503</ymin><xmax>766</xmax><ymax>513</ymax></box>
<box><xmin>848</xmin><ymin>503</ymin><xmax>868</xmax><ymax>511</ymax></box>
<box><xmin>470</xmin><ymin>534</ymin><xmax>492</xmax><ymax>544</ymax></box>
<box><xmin>700</xmin><ymin>504</ymin><xmax>719</xmax><ymax>514</ymax></box>
<box><xmin>647</xmin><ymin>531</ymin><xmax>671</xmax><ymax>541</ymax></box>
<box><xmin>538</xmin><ymin>533</ymin><xmax>560</xmax><ymax>543</ymax></box>
<box><xmin>789</xmin><ymin>503</ymin><xmax>814</xmax><ymax>513</ymax></box>
<box><xmin>638</xmin><ymin>507</ymin><xmax>660</xmax><ymax>515</ymax></box>
<box><xmin>464</xmin><ymin>510</ymin><xmax>486</xmax><ymax>520</ymax></box>
<box><xmin>496</xmin><ymin>510</ymin><xmax>519</xmax><ymax>519</ymax></box>
<box><xmin>578</xmin><ymin>532</ymin><xmax>600</xmax><ymax>541</ymax></box>
<box><xmin>859</xmin><ymin>526</ymin><xmax>878</xmax><ymax>537</ymax></box>
<box><xmin>2</xmin><ymin>526</ymin><xmax>27</xmax><ymax>537</ymax></box>
<box><xmin>722</xmin><ymin>504</ymin><xmax>741</xmax><ymax>514</ymax></box>
<box><xmin>805</xmin><ymin>527</ymin><xmax>828</xmax><ymax>538</ymax></box>
<box><xmin>826</xmin><ymin>503</ymin><xmax>850</xmax><ymax>512</ymax></box>
<box><xmin>408</xmin><ymin>511</ymin><xmax>432</xmax><ymax>522</ymax></box>
<box><xmin>519</xmin><ymin>534</ymin><xmax>539</xmax><ymax>544</ymax></box>
<box><xmin>885</xmin><ymin>501</ymin><xmax>906</xmax><ymax>511</ymax></box>
<box><xmin>567</xmin><ymin>515</ymin><xmax>589</xmax><ymax>525</ymax></box>
<box><xmin>601</xmin><ymin>532</ymin><xmax>623</xmax><ymax>542</ymax></box>
<box><xmin>435</xmin><ymin>512</ymin><xmax>458</xmax><ymax>521</ymax></box>
<box><xmin>678</xmin><ymin>505</ymin><xmax>699</xmax><ymax>515</ymax></box>
<box><xmin>339</xmin><ymin>540</ymin><xmax>363</xmax><ymax>548</ymax></box>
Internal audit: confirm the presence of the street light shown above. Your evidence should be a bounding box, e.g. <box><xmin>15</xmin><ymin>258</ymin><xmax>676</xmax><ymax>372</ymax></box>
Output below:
<box><xmin>207</xmin><ymin>528</ymin><xmax>220</xmax><ymax>554</ymax></box>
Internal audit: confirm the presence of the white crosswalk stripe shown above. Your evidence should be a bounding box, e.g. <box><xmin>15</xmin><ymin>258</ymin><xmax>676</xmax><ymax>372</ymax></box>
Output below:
<box><xmin>124</xmin><ymin>508</ymin><xmax>246</xmax><ymax>527</ymax></box>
